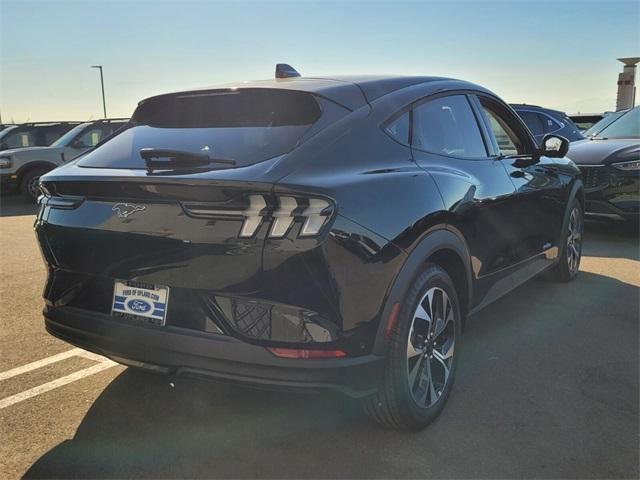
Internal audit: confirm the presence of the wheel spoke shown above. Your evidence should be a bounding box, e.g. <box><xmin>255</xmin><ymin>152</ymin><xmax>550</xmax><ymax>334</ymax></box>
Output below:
<box><xmin>426</xmin><ymin>359</ymin><xmax>437</xmax><ymax>405</ymax></box>
<box><xmin>432</xmin><ymin>348</ymin><xmax>451</xmax><ymax>382</ymax></box>
<box><xmin>407</xmin><ymin>326</ymin><xmax>422</xmax><ymax>359</ymax></box>
<box><xmin>408</xmin><ymin>354</ymin><xmax>425</xmax><ymax>389</ymax></box>
<box><xmin>414</xmin><ymin>303</ymin><xmax>431</xmax><ymax>321</ymax></box>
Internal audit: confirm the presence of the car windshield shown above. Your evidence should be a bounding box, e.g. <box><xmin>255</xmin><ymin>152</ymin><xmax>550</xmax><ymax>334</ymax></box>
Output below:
<box><xmin>78</xmin><ymin>89</ymin><xmax>324</xmax><ymax>169</ymax></box>
<box><xmin>50</xmin><ymin>123</ymin><xmax>91</xmax><ymax>147</ymax></box>
<box><xmin>595</xmin><ymin>107</ymin><xmax>640</xmax><ymax>139</ymax></box>
<box><xmin>0</xmin><ymin>125</ymin><xmax>18</xmax><ymax>140</ymax></box>
<box><xmin>584</xmin><ymin>111</ymin><xmax>628</xmax><ymax>137</ymax></box>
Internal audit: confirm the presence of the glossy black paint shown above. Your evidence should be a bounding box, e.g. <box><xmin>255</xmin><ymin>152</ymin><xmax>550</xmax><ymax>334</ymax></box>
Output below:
<box><xmin>35</xmin><ymin>75</ymin><xmax>581</xmax><ymax>394</ymax></box>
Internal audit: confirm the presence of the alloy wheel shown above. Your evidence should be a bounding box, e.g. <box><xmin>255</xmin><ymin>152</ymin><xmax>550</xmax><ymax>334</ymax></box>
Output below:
<box><xmin>567</xmin><ymin>206</ymin><xmax>582</xmax><ymax>275</ymax></box>
<box><xmin>28</xmin><ymin>175</ymin><xmax>41</xmax><ymax>198</ymax></box>
<box><xmin>406</xmin><ymin>287</ymin><xmax>456</xmax><ymax>408</ymax></box>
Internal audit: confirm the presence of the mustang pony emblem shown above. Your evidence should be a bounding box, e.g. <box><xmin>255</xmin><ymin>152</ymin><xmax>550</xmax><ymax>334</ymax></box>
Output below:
<box><xmin>112</xmin><ymin>203</ymin><xmax>146</xmax><ymax>218</ymax></box>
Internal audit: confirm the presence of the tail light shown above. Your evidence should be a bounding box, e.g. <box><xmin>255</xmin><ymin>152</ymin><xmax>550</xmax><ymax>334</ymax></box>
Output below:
<box><xmin>182</xmin><ymin>194</ymin><xmax>334</xmax><ymax>239</ymax></box>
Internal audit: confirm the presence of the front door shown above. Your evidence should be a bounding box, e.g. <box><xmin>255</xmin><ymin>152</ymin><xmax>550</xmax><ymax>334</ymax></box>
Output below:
<box><xmin>473</xmin><ymin>95</ymin><xmax>565</xmax><ymax>269</ymax></box>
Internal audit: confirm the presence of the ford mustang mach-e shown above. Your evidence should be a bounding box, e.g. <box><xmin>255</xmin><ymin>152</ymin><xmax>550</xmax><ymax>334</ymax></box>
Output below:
<box><xmin>35</xmin><ymin>66</ymin><xmax>583</xmax><ymax>430</ymax></box>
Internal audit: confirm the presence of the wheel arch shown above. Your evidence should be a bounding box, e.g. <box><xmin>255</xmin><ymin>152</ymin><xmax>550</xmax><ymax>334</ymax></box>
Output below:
<box><xmin>372</xmin><ymin>227</ymin><xmax>473</xmax><ymax>355</ymax></box>
<box><xmin>16</xmin><ymin>161</ymin><xmax>58</xmax><ymax>184</ymax></box>
<box><xmin>559</xmin><ymin>178</ymin><xmax>585</xmax><ymax>245</ymax></box>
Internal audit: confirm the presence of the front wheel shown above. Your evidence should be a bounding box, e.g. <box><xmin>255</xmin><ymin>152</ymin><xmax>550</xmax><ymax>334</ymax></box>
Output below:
<box><xmin>544</xmin><ymin>200</ymin><xmax>583</xmax><ymax>282</ymax></box>
<box><xmin>362</xmin><ymin>264</ymin><xmax>461</xmax><ymax>430</ymax></box>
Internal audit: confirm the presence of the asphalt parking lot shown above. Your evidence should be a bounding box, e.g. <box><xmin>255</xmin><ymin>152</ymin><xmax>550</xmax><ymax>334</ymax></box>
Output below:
<box><xmin>0</xmin><ymin>193</ymin><xmax>637</xmax><ymax>479</ymax></box>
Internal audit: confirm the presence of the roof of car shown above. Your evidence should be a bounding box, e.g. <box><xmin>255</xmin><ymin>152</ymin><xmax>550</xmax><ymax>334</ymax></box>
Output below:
<box><xmin>139</xmin><ymin>75</ymin><xmax>477</xmax><ymax>111</ymax></box>
<box><xmin>510</xmin><ymin>104</ymin><xmax>567</xmax><ymax>117</ymax></box>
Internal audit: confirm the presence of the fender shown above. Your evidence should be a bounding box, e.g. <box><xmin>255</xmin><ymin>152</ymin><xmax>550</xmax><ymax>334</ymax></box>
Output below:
<box><xmin>371</xmin><ymin>227</ymin><xmax>472</xmax><ymax>355</ymax></box>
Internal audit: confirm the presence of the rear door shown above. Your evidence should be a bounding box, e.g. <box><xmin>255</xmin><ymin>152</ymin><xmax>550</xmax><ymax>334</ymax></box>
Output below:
<box><xmin>409</xmin><ymin>93</ymin><xmax>522</xmax><ymax>283</ymax></box>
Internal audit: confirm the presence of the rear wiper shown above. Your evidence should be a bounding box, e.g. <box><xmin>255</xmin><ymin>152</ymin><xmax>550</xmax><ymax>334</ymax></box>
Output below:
<box><xmin>140</xmin><ymin>148</ymin><xmax>236</xmax><ymax>172</ymax></box>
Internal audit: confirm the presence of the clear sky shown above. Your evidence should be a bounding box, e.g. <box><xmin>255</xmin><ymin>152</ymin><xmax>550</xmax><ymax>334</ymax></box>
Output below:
<box><xmin>1</xmin><ymin>0</ymin><xmax>638</xmax><ymax>123</ymax></box>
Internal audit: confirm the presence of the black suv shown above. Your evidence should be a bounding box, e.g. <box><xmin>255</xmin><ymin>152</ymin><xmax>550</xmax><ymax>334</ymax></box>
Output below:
<box><xmin>512</xmin><ymin>104</ymin><xmax>584</xmax><ymax>144</ymax></box>
<box><xmin>36</xmin><ymin>68</ymin><xmax>583</xmax><ymax>430</ymax></box>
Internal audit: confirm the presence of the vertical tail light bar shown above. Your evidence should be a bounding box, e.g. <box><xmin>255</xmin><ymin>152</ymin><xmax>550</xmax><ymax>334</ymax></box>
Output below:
<box><xmin>239</xmin><ymin>195</ymin><xmax>267</xmax><ymax>238</ymax></box>
<box><xmin>270</xmin><ymin>196</ymin><xmax>298</xmax><ymax>238</ymax></box>
<box><xmin>300</xmin><ymin>198</ymin><xmax>331</xmax><ymax>236</ymax></box>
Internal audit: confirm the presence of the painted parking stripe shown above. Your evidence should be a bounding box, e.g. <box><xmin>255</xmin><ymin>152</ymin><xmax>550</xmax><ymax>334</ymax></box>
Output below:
<box><xmin>0</xmin><ymin>348</ymin><xmax>86</xmax><ymax>381</ymax></box>
<box><xmin>0</xmin><ymin>360</ymin><xmax>117</xmax><ymax>409</ymax></box>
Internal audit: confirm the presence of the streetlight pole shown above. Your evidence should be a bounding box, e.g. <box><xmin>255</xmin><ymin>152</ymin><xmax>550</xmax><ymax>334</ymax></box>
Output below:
<box><xmin>91</xmin><ymin>65</ymin><xmax>107</xmax><ymax>118</ymax></box>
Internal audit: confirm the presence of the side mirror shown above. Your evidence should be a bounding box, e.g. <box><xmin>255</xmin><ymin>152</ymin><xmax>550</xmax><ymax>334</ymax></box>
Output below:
<box><xmin>540</xmin><ymin>134</ymin><xmax>569</xmax><ymax>158</ymax></box>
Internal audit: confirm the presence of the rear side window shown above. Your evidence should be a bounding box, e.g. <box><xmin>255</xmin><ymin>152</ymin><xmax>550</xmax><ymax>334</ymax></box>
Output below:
<box><xmin>384</xmin><ymin>112</ymin><xmax>410</xmax><ymax>144</ymax></box>
<box><xmin>78</xmin><ymin>89</ymin><xmax>330</xmax><ymax>169</ymax></box>
<box><xmin>412</xmin><ymin>95</ymin><xmax>487</xmax><ymax>158</ymax></box>
<box><xmin>519</xmin><ymin>111</ymin><xmax>545</xmax><ymax>136</ymax></box>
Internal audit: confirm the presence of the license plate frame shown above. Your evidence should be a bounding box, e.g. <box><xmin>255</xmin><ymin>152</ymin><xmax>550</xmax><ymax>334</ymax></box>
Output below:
<box><xmin>111</xmin><ymin>280</ymin><xmax>169</xmax><ymax>326</ymax></box>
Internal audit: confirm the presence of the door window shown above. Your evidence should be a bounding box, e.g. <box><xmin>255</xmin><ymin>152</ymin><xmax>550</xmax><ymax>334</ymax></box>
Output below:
<box><xmin>479</xmin><ymin>101</ymin><xmax>530</xmax><ymax>156</ymax></box>
<box><xmin>412</xmin><ymin>95</ymin><xmax>487</xmax><ymax>158</ymax></box>
<box><xmin>75</xmin><ymin>125</ymin><xmax>116</xmax><ymax>148</ymax></box>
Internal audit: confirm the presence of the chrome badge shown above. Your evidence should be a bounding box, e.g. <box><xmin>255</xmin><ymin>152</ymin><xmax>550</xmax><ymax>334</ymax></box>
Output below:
<box><xmin>112</xmin><ymin>203</ymin><xmax>146</xmax><ymax>218</ymax></box>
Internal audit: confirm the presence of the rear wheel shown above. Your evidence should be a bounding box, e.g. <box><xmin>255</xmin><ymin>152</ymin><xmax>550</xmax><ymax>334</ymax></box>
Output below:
<box><xmin>544</xmin><ymin>200</ymin><xmax>583</xmax><ymax>282</ymax></box>
<box><xmin>362</xmin><ymin>264</ymin><xmax>461</xmax><ymax>430</ymax></box>
<box><xmin>19</xmin><ymin>167</ymin><xmax>49</xmax><ymax>202</ymax></box>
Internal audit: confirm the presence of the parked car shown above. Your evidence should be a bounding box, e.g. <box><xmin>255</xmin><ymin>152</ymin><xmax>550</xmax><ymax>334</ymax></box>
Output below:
<box><xmin>569</xmin><ymin>113</ymin><xmax>605</xmax><ymax>132</ymax></box>
<box><xmin>0</xmin><ymin>121</ymin><xmax>81</xmax><ymax>151</ymax></box>
<box><xmin>35</xmin><ymin>68</ymin><xmax>583</xmax><ymax>431</ymax></box>
<box><xmin>583</xmin><ymin>109</ymin><xmax>628</xmax><ymax>138</ymax></box>
<box><xmin>0</xmin><ymin>118</ymin><xmax>128</xmax><ymax>199</ymax></box>
<box><xmin>512</xmin><ymin>104</ymin><xmax>584</xmax><ymax>144</ymax></box>
<box><xmin>568</xmin><ymin>106</ymin><xmax>639</xmax><ymax>222</ymax></box>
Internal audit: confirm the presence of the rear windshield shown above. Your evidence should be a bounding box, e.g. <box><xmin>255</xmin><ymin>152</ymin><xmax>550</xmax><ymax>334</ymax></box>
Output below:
<box><xmin>78</xmin><ymin>89</ymin><xmax>325</xmax><ymax>169</ymax></box>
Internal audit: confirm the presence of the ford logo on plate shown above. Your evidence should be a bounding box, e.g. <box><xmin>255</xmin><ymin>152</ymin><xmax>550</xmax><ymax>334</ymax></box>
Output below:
<box><xmin>127</xmin><ymin>299</ymin><xmax>152</xmax><ymax>313</ymax></box>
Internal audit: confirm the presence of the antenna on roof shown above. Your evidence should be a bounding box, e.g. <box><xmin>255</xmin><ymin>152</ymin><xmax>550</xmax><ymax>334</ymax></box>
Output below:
<box><xmin>275</xmin><ymin>63</ymin><xmax>301</xmax><ymax>79</ymax></box>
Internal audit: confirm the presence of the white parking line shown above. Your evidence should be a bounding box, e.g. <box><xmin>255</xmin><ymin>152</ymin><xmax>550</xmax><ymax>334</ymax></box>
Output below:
<box><xmin>0</xmin><ymin>348</ymin><xmax>118</xmax><ymax>409</ymax></box>
<box><xmin>0</xmin><ymin>360</ymin><xmax>117</xmax><ymax>409</ymax></box>
<box><xmin>0</xmin><ymin>348</ymin><xmax>85</xmax><ymax>381</ymax></box>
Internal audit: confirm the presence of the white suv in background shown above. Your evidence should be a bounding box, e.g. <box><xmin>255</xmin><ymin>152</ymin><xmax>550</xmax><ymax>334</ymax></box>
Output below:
<box><xmin>0</xmin><ymin>118</ymin><xmax>128</xmax><ymax>200</ymax></box>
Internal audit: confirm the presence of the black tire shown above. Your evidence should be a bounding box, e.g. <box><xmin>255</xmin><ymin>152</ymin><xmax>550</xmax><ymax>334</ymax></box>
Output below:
<box><xmin>19</xmin><ymin>167</ymin><xmax>49</xmax><ymax>202</ymax></box>
<box><xmin>544</xmin><ymin>199</ymin><xmax>583</xmax><ymax>282</ymax></box>
<box><xmin>362</xmin><ymin>264</ymin><xmax>462</xmax><ymax>430</ymax></box>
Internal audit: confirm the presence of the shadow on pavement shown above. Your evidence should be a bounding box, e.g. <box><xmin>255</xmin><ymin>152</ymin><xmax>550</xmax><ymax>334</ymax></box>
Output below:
<box><xmin>583</xmin><ymin>219</ymin><xmax>639</xmax><ymax>261</ymax></box>
<box><xmin>0</xmin><ymin>194</ymin><xmax>38</xmax><ymax>217</ymax></box>
<box><xmin>24</xmin><ymin>268</ymin><xmax>639</xmax><ymax>479</ymax></box>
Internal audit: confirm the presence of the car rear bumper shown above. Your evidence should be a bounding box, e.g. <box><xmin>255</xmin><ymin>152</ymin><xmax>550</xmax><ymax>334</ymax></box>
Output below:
<box><xmin>44</xmin><ymin>305</ymin><xmax>384</xmax><ymax>397</ymax></box>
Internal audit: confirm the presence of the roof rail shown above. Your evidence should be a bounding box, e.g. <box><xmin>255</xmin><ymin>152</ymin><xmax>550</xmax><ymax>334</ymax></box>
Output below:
<box><xmin>19</xmin><ymin>121</ymin><xmax>84</xmax><ymax>126</ymax></box>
